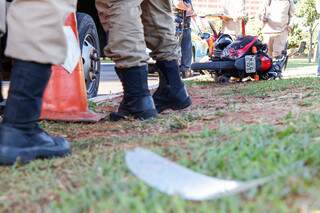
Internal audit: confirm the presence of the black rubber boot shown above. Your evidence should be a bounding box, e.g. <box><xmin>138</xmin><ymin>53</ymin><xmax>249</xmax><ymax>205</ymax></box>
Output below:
<box><xmin>0</xmin><ymin>60</ymin><xmax>71</xmax><ymax>165</ymax></box>
<box><xmin>153</xmin><ymin>60</ymin><xmax>192</xmax><ymax>113</ymax></box>
<box><xmin>110</xmin><ymin>65</ymin><xmax>157</xmax><ymax>121</ymax></box>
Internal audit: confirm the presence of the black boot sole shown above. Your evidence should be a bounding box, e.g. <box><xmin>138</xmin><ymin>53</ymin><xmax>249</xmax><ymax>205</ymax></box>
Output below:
<box><xmin>134</xmin><ymin>109</ymin><xmax>158</xmax><ymax>120</ymax></box>
<box><xmin>110</xmin><ymin>109</ymin><xmax>158</xmax><ymax>122</ymax></box>
<box><xmin>157</xmin><ymin>97</ymin><xmax>192</xmax><ymax>113</ymax></box>
<box><xmin>0</xmin><ymin>141</ymin><xmax>71</xmax><ymax>166</ymax></box>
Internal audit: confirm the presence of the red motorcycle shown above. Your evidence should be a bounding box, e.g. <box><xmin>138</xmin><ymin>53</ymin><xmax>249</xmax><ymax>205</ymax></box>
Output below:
<box><xmin>191</xmin><ymin>34</ymin><xmax>286</xmax><ymax>83</ymax></box>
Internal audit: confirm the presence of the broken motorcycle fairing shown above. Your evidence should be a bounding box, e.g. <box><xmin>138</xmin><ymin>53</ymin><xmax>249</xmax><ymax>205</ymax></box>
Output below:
<box><xmin>125</xmin><ymin>148</ymin><xmax>272</xmax><ymax>201</ymax></box>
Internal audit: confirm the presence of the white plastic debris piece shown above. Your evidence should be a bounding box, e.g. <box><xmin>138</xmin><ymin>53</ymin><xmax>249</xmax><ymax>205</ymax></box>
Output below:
<box><xmin>125</xmin><ymin>148</ymin><xmax>271</xmax><ymax>201</ymax></box>
<box><xmin>62</xmin><ymin>26</ymin><xmax>81</xmax><ymax>74</ymax></box>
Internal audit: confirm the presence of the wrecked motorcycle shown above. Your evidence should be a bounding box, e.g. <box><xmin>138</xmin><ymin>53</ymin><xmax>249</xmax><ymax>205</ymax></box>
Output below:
<box><xmin>191</xmin><ymin>35</ymin><xmax>287</xmax><ymax>84</ymax></box>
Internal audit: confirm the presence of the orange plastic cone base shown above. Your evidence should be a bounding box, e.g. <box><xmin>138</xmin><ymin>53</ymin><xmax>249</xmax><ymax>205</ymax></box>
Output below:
<box><xmin>40</xmin><ymin>13</ymin><xmax>105</xmax><ymax>122</ymax></box>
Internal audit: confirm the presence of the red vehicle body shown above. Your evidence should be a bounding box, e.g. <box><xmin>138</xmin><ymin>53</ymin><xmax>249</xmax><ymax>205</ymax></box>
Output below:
<box><xmin>191</xmin><ymin>35</ymin><xmax>285</xmax><ymax>83</ymax></box>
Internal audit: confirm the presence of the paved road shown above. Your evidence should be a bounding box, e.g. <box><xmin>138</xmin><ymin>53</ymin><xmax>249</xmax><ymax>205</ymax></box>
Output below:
<box><xmin>98</xmin><ymin>64</ymin><xmax>319</xmax><ymax>96</ymax></box>
<box><xmin>1</xmin><ymin>63</ymin><xmax>159</xmax><ymax>100</ymax></box>
<box><xmin>1</xmin><ymin>64</ymin><xmax>318</xmax><ymax>100</ymax></box>
<box><xmin>282</xmin><ymin>66</ymin><xmax>318</xmax><ymax>78</ymax></box>
<box><xmin>98</xmin><ymin>63</ymin><xmax>159</xmax><ymax>95</ymax></box>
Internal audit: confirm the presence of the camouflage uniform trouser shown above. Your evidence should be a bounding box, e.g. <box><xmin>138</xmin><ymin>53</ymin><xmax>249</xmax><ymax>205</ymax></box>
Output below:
<box><xmin>4</xmin><ymin>0</ymin><xmax>76</xmax><ymax>65</ymax></box>
<box><xmin>96</xmin><ymin>0</ymin><xmax>180</xmax><ymax>68</ymax></box>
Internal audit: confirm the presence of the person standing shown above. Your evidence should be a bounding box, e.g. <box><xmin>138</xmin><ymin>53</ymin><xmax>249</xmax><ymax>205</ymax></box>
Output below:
<box><xmin>175</xmin><ymin>0</ymin><xmax>194</xmax><ymax>78</ymax></box>
<box><xmin>259</xmin><ymin>0</ymin><xmax>295</xmax><ymax>58</ymax></box>
<box><xmin>220</xmin><ymin>0</ymin><xmax>246</xmax><ymax>38</ymax></box>
<box><xmin>95</xmin><ymin>0</ymin><xmax>192</xmax><ymax>121</ymax></box>
<box><xmin>0</xmin><ymin>0</ymin><xmax>76</xmax><ymax>165</ymax></box>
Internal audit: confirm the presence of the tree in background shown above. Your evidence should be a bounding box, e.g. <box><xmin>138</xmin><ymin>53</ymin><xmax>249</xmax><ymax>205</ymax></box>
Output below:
<box><xmin>288</xmin><ymin>27</ymin><xmax>304</xmax><ymax>49</ymax></box>
<box><xmin>296</xmin><ymin>0</ymin><xmax>320</xmax><ymax>62</ymax></box>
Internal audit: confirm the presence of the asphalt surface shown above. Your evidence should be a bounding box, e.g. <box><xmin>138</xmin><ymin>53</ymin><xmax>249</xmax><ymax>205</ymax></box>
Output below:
<box><xmin>282</xmin><ymin>66</ymin><xmax>318</xmax><ymax>78</ymax></box>
<box><xmin>98</xmin><ymin>63</ymin><xmax>159</xmax><ymax>95</ymax></box>
<box><xmin>1</xmin><ymin>63</ymin><xmax>318</xmax><ymax>101</ymax></box>
<box><xmin>1</xmin><ymin>63</ymin><xmax>159</xmax><ymax>100</ymax></box>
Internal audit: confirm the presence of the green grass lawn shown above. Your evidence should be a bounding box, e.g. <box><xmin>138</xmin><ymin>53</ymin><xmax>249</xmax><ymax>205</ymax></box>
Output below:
<box><xmin>2</xmin><ymin>78</ymin><xmax>320</xmax><ymax>212</ymax></box>
<box><xmin>286</xmin><ymin>58</ymin><xmax>317</xmax><ymax>69</ymax></box>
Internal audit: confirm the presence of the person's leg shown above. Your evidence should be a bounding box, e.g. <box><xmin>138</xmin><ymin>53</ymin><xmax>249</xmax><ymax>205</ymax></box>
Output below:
<box><xmin>264</xmin><ymin>34</ymin><xmax>274</xmax><ymax>58</ymax></box>
<box><xmin>0</xmin><ymin>0</ymin><xmax>76</xmax><ymax>165</ymax></box>
<box><xmin>141</xmin><ymin>0</ymin><xmax>191</xmax><ymax>113</ymax></box>
<box><xmin>95</xmin><ymin>0</ymin><xmax>157</xmax><ymax>121</ymax></box>
<box><xmin>273</xmin><ymin>30</ymin><xmax>288</xmax><ymax>58</ymax></box>
<box><xmin>0</xmin><ymin>38</ymin><xmax>4</xmax><ymax>105</ymax></box>
<box><xmin>5</xmin><ymin>0</ymin><xmax>76</xmax><ymax>64</ymax></box>
<box><xmin>141</xmin><ymin>0</ymin><xmax>179</xmax><ymax>61</ymax></box>
<box><xmin>0</xmin><ymin>61</ymin><xmax>71</xmax><ymax>165</ymax></box>
<box><xmin>0</xmin><ymin>63</ymin><xmax>3</xmax><ymax>104</ymax></box>
<box><xmin>180</xmin><ymin>26</ymin><xmax>193</xmax><ymax>78</ymax></box>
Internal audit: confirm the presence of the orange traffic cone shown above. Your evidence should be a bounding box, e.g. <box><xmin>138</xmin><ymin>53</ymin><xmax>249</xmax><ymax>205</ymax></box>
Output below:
<box><xmin>41</xmin><ymin>12</ymin><xmax>105</xmax><ymax>122</ymax></box>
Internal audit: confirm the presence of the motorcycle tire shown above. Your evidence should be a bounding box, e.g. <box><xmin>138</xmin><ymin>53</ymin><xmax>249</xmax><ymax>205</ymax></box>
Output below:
<box><xmin>216</xmin><ymin>75</ymin><xmax>230</xmax><ymax>84</ymax></box>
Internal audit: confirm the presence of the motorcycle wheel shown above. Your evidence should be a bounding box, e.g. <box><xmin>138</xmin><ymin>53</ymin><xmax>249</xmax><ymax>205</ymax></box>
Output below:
<box><xmin>216</xmin><ymin>75</ymin><xmax>230</xmax><ymax>84</ymax></box>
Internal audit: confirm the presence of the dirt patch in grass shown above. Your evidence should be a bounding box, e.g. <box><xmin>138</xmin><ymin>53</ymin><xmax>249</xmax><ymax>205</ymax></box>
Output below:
<box><xmin>44</xmin><ymin>79</ymin><xmax>320</xmax><ymax>143</ymax></box>
<box><xmin>2</xmin><ymin>77</ymin><xmax>320</xmax><ymax>212</ymax></box>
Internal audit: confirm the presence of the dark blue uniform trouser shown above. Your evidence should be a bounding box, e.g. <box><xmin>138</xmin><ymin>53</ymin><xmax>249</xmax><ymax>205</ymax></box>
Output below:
<box><xmin>180</xmin><ymin>27</ymin><xmax>192</xmax><ymax>71</ymax></box>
